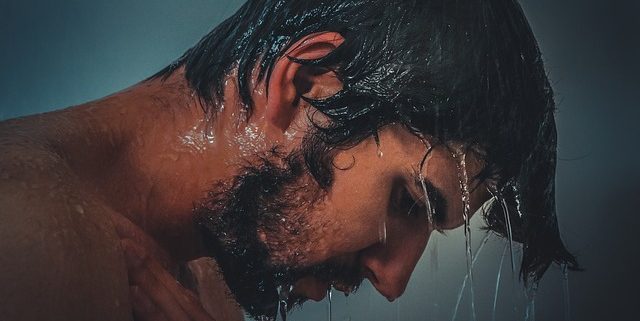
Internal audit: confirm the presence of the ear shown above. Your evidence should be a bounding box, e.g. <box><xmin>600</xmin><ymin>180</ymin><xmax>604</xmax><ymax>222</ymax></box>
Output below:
<box><xmin>265</xmin><ymin>31</ymin><xmax>344</xmax><ymax>132</ymax></box>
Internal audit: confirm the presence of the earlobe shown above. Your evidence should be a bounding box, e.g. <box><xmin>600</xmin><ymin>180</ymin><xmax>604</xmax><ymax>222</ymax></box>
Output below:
<box><xmin>265</xmin><ymin>32</ymin><xmax>345</xmax><ymax>132</ymax></box>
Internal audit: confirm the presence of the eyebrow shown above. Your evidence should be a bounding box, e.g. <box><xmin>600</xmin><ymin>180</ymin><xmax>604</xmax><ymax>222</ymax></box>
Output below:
<box><xmin>411</xmin><ymin>174</ymin><xmax>448</xmax><ymax>223</ymax></box>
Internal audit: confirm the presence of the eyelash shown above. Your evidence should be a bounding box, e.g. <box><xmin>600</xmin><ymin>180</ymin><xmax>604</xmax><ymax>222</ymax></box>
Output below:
<box><xmin>397</xmin><ymin>187</ymin><xmax>444</xmax><ymax>225</ymax></box>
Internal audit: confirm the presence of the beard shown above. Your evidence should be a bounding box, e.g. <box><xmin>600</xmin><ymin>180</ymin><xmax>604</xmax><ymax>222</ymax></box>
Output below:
<box><xmin>194</xmin><ymin>146</ymin><xmax>363</xmax><ymax>320</ymax></box>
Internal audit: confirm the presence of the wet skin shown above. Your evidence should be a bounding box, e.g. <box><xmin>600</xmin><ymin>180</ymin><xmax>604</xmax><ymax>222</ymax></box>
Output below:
<box><xmin>0</xmin><ymin>32</ymin><xmax>490</xmax><ymax>320</ymax></box>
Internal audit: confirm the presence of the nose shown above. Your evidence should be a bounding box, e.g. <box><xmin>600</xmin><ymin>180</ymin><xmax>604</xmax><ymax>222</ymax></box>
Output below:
<box><xmin>359</xmin><ymin>221</ymin><xmax>430</xmax><ymax>301</ymax></box>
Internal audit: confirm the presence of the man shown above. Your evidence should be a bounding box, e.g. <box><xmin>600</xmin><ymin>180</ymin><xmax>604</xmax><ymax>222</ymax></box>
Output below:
<box><xmin>0</xmin><ymin>0</ymin><xmax>579</xmax><ymax>320</ymax></box>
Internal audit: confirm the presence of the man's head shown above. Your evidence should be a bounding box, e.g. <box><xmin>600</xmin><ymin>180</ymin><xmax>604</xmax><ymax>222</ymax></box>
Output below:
<box><xmin>194</xmin><ymin>126</ymin><xmax>489</xmax><ymax>318</ymax></box>
<box><xmin>153</xmin><ymin>0</ymin><xmax>579</xmax><ymax>319</ymax></box>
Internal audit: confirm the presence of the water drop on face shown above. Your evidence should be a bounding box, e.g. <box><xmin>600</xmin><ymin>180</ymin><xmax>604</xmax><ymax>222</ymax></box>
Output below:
<box><xmin>378</xmin><ymin>221</ymin><xmax>388</xmax><ymax>244</ymax></box>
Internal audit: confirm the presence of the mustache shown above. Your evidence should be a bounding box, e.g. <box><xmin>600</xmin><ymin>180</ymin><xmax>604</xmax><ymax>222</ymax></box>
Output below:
<box><xmin>293</xmin><ymin>255</ymin><xmax>365</xmax><ymax>294</ymax></box>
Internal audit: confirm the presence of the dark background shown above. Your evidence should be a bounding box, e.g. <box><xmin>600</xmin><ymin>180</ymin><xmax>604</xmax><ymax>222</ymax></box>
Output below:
<box><xmin>1</xmin><ymin>1</ymin><xmax>638</xmax><ymax>320</ymax></box>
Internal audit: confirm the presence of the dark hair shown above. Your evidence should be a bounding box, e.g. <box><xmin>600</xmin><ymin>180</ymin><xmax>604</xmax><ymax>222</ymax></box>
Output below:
<box><xmin>153</xmin><ymin>0</ymin><xmax>579</xmax><ymax>283</ymax></box>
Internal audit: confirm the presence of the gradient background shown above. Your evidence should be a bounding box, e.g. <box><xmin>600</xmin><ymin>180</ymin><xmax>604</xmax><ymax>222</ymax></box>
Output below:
<box><xmin>1</xmin><ymin>1</ymin><xmax>638</xmax><ymax>320</ymax></box>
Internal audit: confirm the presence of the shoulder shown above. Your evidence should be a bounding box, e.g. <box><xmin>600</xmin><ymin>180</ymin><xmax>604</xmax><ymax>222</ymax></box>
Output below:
<box><xmin>0</xmin><ymin>139</ymin><xmax>133</xmax><ymax>320</ymax></box>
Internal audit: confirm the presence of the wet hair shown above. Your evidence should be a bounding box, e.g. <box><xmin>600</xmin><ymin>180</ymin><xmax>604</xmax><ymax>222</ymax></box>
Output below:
<box><xmin>153</xmin><ymin>0</ymin><xmax>579</xmax><ymax>283</ymax></box>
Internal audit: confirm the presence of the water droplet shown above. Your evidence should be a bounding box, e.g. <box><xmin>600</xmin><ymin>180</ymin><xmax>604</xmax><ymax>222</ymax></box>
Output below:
<box><xmin>378</xmin><ymin>221</ymin><xmax>387</xmax><ymax>244</ymax></box>
<box><xmin>276</xmin><ymin>284</ymin><xmax>291</xmax><ymax>321</ymax></box>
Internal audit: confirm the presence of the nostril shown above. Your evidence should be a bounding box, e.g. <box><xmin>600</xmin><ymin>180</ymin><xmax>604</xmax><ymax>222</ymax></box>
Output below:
<box><xmin>363</xmin><ymin>267</ymin><xmax>378</xmax><ymax>284</ymax></box>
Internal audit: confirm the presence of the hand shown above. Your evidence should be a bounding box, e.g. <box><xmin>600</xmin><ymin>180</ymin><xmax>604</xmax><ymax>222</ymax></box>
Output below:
<box><xmin>122</xmin><ymin>240</ymin><xmax>217</xmax><ymax>321</ymax></box>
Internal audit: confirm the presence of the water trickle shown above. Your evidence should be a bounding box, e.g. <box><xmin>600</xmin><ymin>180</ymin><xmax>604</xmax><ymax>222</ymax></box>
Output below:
<box><xmin>276</xmin><ymin>284</ymin><xmax>292</xmax><ymax>321</ymax></box>
<box><xmin>419</xmin><ymin>173</ymin><xmax>435</xmax><ymax>229</ymax></box>
<box><xmin>344</xmin><ymin>294</ymin><xmax>352</xmax><ymax>321</ymax></box>
<box><xmin>327</xmin><ymin>287</ymin><xmax>333</xmax><ymax>321</ymax></box>
<box><xmin>451</xmin><ymin>232</ymin><xmax>490</xmax><ymax>321</ymax></box>
<box><xmin>497</xmin><ymin>195</ymin><xmax>516</xmax><ymax>274</ymax></box>
<box><xmin>561</xmin><ymin>264</ymin><xmax>571</xmax><ymax>321</ymax></box>
<box><xmin>492</xmin><ymin>243</ymin><xmax>509</xmax><ymax>321</ymax></box>
<box><xmin>524</xmin><ymin>282</ymin><xmax>538</xmax><ymax>321</ymax></box>
<box><xmin>395</xmin><ymin>297</ymin><xmax>401</xmax><ymax>321</ymax></box>
<box><xmin>430</xmin><ymin>236</ymin><xmax>440</xmax><ymax>321</ymax></box>
<box><xmin>452</xmin><ymin>150</ymin><xmax>477</xmax><ymax>321</ymax></box>
<box><xmin>512</xmin><ymin>184</ymin><xmax>524</xmax><ymax>218</ymax></box>
<box><xmin>430</xmin><ymin>235</ymin><xmax>439</xmax><ymax>272</ymax></box>
<box><xmin>378</xmin><ymin>220</ymin><xmax>388</xmax><ymax>244</ymax></box>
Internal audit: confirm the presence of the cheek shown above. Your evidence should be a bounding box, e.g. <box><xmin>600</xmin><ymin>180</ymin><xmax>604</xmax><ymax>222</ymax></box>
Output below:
<box><xmin>312</xmin><ymin>161</ymin><xmax>395</xmax><ymax>260</ymax></box>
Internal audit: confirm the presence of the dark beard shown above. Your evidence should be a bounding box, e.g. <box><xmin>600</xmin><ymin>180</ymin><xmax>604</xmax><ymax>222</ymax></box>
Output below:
<box><xmin>194</xmin><ymin>148</ymin><xmax>363</xmax><ymax>320</ymax></box>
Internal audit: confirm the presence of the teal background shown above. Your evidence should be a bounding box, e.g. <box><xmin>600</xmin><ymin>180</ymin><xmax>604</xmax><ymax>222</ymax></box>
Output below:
<box><xmin>1</xmin><ymin>1</ymin><xmax>638</xmax><ymax>320</ymax></box>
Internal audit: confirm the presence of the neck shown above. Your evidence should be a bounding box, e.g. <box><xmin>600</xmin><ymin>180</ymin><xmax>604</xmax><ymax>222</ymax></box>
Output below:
<box><xmin>47</xmin><ymin>68</ymin><xmax>267</xmax><ymax>263</ymax></box>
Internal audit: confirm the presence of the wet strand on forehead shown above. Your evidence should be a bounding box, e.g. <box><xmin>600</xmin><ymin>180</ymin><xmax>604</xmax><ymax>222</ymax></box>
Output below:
<box><xmin>417</xmin><ymin>142</ymin><xmax>436</xmax><ymax>230</ymax></box>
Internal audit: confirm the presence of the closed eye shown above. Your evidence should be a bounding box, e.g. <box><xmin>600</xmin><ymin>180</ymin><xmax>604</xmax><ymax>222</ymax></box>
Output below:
<box><xmin>411</xmin><ymin>176</ymin><xmax>448</xmax><ymax>229</ymax></box>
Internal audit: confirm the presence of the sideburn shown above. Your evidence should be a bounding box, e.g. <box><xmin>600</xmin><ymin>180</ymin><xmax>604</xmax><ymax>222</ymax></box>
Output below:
<box><xmin>193</xmin><ymin>139</ymin><xmax>335</xmax><ymax>319</ymax></box>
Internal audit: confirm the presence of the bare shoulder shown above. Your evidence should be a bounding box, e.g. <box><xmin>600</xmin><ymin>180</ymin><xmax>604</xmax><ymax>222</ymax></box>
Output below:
<box><xmin>0</xmin><ymin>137</ymin><xmax>133</xmax><ymax>320</ymax></box>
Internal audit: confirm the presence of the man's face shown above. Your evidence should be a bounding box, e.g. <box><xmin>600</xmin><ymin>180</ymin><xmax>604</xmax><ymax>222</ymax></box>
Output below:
<box><xmin>195</xmin><ymin>124</ymin><xmax>490</xmax><ymax>320</ymax></box>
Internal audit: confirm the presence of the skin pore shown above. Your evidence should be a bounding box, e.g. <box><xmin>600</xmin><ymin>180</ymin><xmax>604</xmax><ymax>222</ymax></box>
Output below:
<box><xmin>0</xmin><ymin>32</ymin><xmax>490</xmax><ymax>320</ymax></box>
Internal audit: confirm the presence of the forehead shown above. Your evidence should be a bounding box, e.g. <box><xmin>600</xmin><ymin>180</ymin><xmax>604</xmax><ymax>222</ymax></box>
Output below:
<box><xmin>349</xmin><ymin>124</ymin><xmax>486</xmax><ymax>173</ymax></box>
<box><xmin>333</xmin><ymin>124</ymin><xmax>490</xmax><ymax>228</ymax></box>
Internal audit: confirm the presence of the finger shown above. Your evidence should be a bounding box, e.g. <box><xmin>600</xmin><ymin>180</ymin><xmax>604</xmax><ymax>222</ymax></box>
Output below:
<box><xmin>111</xmin><ymin>212</ymin><xmax>172</xmax><ymax>268</ymax></box>
<box><xmin>123</xmin><ymin>241</ymin><xmax>193</xmax><ymax>321</ymax></box>
<box><xmin>123</xmin><ymin>240</ymin><xmax>216</xmax><ymax>321</ymax></box>
<box><xmin>130</xmin><ymin>286</ymin><xmax>169</xmax><ymax>321</ymax></box>
<box><xmin>145</xmin><ymin>260</ymin><xmax>216</xmax><ymax>321</ymax></box>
